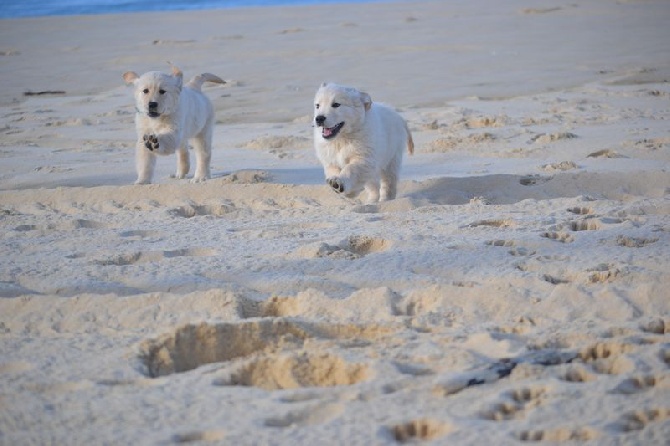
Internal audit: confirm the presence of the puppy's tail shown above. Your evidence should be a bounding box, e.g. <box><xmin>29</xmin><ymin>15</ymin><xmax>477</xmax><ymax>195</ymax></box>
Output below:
<box><xmin>186</xmin><ymin>73</ymin><xmax>226</xmax><ymax>91</ymax></box>
<box><xmin>405</xmin><ymin>121</ymin><xmax>415</xmax><ymax>155</ymax></box>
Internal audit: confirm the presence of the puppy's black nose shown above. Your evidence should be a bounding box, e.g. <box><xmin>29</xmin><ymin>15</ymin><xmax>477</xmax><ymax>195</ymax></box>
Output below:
<box><xmin>148</xmin><ymin>101</ymin><xmax>158</xmax><ymax>109</ymax></box>
<box><xmin>315</xmin><ymin>115</ymin><xmax>326</xmax><ymax>126</ymax></box>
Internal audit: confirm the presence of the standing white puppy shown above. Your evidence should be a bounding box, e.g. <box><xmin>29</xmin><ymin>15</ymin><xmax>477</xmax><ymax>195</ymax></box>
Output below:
<box><xmin>123</xmin><ymin>65</ymin><xmax>225</xmax><ymax>184</ymax></box>
<box><xmin>313</xmin><ymin>82</ymin><xmax>414</xmax><ymax>202</ymax></box>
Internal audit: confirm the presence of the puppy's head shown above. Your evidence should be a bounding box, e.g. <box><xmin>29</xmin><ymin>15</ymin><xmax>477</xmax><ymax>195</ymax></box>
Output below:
<box><xmin>314</xmin><ymin>83</ymin><xmax>371</xmax><ymax>140</ymax></box>
<box><xmin>123</xmin><ymin>65</ymin><xmax>183</xmax><ymax>118</ymax></box>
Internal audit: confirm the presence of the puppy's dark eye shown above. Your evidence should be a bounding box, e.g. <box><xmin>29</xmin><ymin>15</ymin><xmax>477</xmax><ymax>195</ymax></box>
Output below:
<box><xmin>315</xmin><ymin>104</ymin><xmax>320</xmax><ymax>109</ymax></box>
<box><xmin>142</xmin><ymin>88</ymin><xmax>149</xmax><ymax>94</ymax></box>
<box><xmin>159</xmin><ymin>89</ymin><xmax>166</xmax><ymax>95</ymax></box>
<box><xmin>332</xmin><ymin>102</ymin><xmax>341</xmax><ymax>108</ymax></box>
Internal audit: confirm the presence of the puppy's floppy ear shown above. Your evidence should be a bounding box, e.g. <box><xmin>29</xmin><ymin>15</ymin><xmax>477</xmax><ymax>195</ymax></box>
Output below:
<box><xmin>168</xmin><ymin>62</ymin><xmax>183</xmax><ymax>89</ymax></box>
<box><xmin>123</xmin><ymin>71</ymin><xmax>139</xmax><ymax>84</ymax></box>
<box><xmin>360</xmin><ymin>91</ymin><xmax>372</xmax><ymax>111</ymax></box>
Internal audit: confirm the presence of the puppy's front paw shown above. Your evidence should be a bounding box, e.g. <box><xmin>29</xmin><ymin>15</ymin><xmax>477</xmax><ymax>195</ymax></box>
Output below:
<box><xmin>143</xmin><ymin>134</ymin><xmax>159</xmax><ymax>151</ymax></box>
<box><xmin>327</xmin><ymin>177</ymin><xmax>345</xmax><ymax>194</ymax></box>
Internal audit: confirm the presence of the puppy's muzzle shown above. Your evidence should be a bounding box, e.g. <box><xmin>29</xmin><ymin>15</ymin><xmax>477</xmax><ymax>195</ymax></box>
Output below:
<box><xmin>315</xmin><ymin>115</ymin><xmax>326</xmax><ymax>127</ymax></box>
<box><xmin>147</xmin><ymin>101</ymin><xmax>160</xmax><ymax>118</ymax></box>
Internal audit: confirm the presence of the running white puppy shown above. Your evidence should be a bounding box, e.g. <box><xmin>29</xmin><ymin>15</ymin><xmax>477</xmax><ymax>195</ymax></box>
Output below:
<box><xmin>123</xmin><ymin>65</ymin><xmax>225</xmax><ymax>184</ymax></box>
<box><xmin>313</xmin><ymin>82</ymin><xmax>413</xmax><ymax>202</ymax></box>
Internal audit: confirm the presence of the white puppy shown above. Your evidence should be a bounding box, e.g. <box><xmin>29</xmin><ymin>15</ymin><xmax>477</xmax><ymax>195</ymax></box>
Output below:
<box><xmin>313</xmin><ymin>82</ymin><xmax>414</xmax><ymax>202</ymax></box>
<box><xmin>123</xmin><ymin>65</ymin><xmax>225</xmax><ymax>184</ymax></box>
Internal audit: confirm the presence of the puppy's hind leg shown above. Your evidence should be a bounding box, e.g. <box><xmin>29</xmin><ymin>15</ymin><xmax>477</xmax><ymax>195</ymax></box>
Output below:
<box><xmin>380</xmin><ymin>152</ymin><xmax>401</xmax><ymax>201</ymax></box>
<box><xmin>190</xmin><ymin>131</ymin><xmax>212</xmax><ymax>183</ymax></box>
<box><xmin>173</xmin><ymin>147</ymin><xmax>190</xmax><ymax>180</ymax></box>
<box><xmin>135</xmin><ymin>141</ymin><xmax>156</xmax><ymax>184</ymax></box>
<box><xmin>364</xmin><ymin>181</ymin><xmax>381</xmax><ymax>203</ymax></box>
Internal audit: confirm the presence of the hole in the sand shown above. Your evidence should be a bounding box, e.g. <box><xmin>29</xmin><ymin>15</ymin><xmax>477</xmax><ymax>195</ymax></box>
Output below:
<box><xmin>389</xmin><ymin>419</ymin><xmax>449</xmax><ymax>443</ymax></box>
<box><xmin>139</xmin><ymin>319</ymin><xmax>392</xmax><ymax>378</ymax></box>
<box><xmin>221</xmin><ymin>352</ymin><xmax>368</xmax><ymax>390</ymax></box>
<box><xmin>138</xmin><ymin>320</ymin><xmax>310</xmax><ymax>377</ymax></box>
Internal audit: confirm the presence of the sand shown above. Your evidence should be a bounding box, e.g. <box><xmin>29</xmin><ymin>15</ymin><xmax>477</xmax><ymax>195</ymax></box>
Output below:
<box><xmin>1</xmin><ymin>0</ymin><xmax>669</xmax><ymax>444</ymax></box>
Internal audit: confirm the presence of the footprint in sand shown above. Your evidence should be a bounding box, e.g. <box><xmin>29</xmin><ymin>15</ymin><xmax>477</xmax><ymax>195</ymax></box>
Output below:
<box><xmin>560</xmin><ymin>365</ymin><xmax>597</xmax><ymax>383</ymax></box>
<box><xmin>297</xmin><ymin>235</ymin><xmax>391</xmax><ymax>260</ymax></box>
<box><xmin>480</xmin><ymin>387</ymin><xmax>547</xmax><ymax>421</ymax></box>
<box><xmin>516</xmin><ymin>427</ymin><xmax>598</xmax><ymax>442</ymax></box>
<box><xmin>530</xmin><ymin>132</ymin><xmax>577</xmax><ymax>144</ymax></box>
<box><xmin>567</xmin><ymin>206</ymin><xmax>593</xmax><ymax>215</ymax></box>
<box><xmin>264</xmin><ymin>401</ymin><xmax>346</xmax><ymax>428</ymax></box>
<box><xmin>519</xmin><ymin>175</ymin><xmax>552</xmax><ymax>186</ymax></box>
<box><xmin>614</xmin><ymin>408</ymin><xmax>670</xmax><ymax>433</ymax></box>
<box><xmin>612</xmin><ymin>375</ymin><xmax>667</xmax><ymax>394</ymax></box>
<box><xmin>94</xmin><ymin>248</ymin><xmax>217</xmax><ymax>266</ymax></box>
<box><xmin>468</xmin><ymin>219</ymin><xmax>515</xmax><ymax>228</ymax></box>
<box><xmin>616</xmin><ymin>235</ymin><xmax>659</xmax><ymax>248</ymax></box>
<box><xmin>388</xmin><ymin>419</ymin><xmax>451</xmax><ymax>443</ymax></box>
<box><xmin>541</xmin><ymin>232</ymin><xmax>574</xmax><ymax>243</ymax></box>
<box><xmin>172</xmin><ymin>430</ymin><xmax>225</xmax><ymax>444</ymax></box>
<box><xmin>577</xmin><ymin>342</ymin><xmax>636</xmax><ymax>375</ymax></box>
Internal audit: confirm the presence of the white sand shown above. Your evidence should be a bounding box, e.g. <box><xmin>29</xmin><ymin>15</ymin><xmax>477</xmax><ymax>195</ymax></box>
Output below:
<box><xmin>1</xmin><ymin>0</ymin><xmax>669</xmax><ymax>444</ymax></box>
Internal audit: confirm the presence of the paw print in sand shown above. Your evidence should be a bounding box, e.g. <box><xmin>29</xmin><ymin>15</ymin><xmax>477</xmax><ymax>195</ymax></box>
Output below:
<box><xmin>143</xmin><ymin>134</ymin><xmax>159</xmax><ymax>151</ymax></box>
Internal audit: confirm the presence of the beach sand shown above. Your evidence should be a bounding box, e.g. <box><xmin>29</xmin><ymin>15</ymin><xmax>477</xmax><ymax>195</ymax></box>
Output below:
<box><xmin>1</xmin><ymin>0</ymin><xmax>669</xmax><ymax>444</ymax></box>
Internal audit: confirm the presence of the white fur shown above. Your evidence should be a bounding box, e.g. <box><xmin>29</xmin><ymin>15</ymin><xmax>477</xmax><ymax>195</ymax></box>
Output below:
<box><xmin>123</xmin><ymin>65</ymin><xmax>224</xmax><ymax>184</ymax></box>
<box><xmin>313</xmin><ymin>83</ymin><xmax>414</xmax><ymax>202</ymax></box>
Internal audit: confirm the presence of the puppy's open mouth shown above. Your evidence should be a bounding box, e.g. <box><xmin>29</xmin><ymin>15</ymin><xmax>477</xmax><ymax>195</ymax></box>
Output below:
<box><xmin>322</xmin><ymin>122</ymin><xmax>344</xmax><ymax>139</ymax></box>
<box><xmin>147</xmin><ymin>111</ymin><xmax>161</xmax><ymax>118</ymax></box>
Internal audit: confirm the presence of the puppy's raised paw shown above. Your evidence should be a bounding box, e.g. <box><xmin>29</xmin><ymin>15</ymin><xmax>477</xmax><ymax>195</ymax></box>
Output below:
<box><xmin>327</xmin><ymin>177</ymin><xmax>345</xmax><ymax>194</ymax></box>
<box><xmin>143</xmin><ymin>134</ymin><xmax>159</xmax><ymax>151</ymax></box>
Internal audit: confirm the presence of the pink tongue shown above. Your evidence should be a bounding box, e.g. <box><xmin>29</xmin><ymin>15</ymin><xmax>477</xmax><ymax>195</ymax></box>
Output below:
<box><xmin>323</xmin><ymin>127</ymin><xmax>333</xmax><ymax>137</ymax></box>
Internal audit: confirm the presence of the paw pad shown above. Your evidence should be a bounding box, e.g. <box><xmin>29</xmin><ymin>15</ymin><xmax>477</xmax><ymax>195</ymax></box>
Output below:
<box><xmin>327</xmin><ymin>177</ymin><xmax>345</xmax><ymax>193</ymax></box>
<box><xmin>143</xmin><ymin>134</ymin><xmax>159</xmax><ymax>151</ymax></box>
